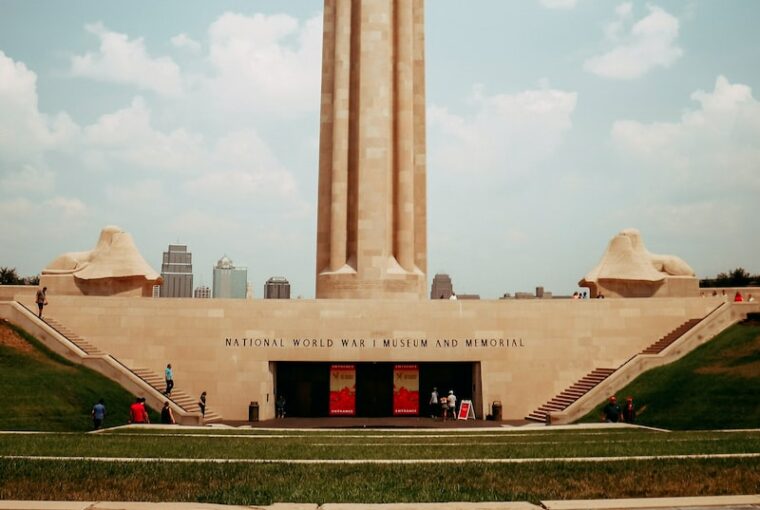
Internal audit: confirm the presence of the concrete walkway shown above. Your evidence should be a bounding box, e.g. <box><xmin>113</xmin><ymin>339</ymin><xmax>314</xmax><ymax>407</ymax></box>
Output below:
<box><xmin>0</xmin><ymin>495</ymin><xmax>758</xmax><ymax>510</ymax></box>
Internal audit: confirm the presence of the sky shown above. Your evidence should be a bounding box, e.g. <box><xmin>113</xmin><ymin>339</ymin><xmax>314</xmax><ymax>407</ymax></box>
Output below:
<box><xmin>1</xmin><ymin>0</ymin><xmax>758</xmax><ymax>298</ymax></box>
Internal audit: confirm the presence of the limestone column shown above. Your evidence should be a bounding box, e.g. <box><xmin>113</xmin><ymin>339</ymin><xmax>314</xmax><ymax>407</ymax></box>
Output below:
<box><xmin>315</xmin><ymin>0</ymin><xmax>427</xmax><ymax>300</ymax></box>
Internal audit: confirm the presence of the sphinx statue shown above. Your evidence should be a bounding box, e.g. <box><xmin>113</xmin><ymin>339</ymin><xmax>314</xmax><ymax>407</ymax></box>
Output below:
<box><xmin>40</xmin><ymin>226</ymin><xmax>162</xmax><ymax>297</ymax></box>
<box><xmin>579</xmin><ymin>229</ymin><xmax>698</xmax><ymax>298</ymax></box>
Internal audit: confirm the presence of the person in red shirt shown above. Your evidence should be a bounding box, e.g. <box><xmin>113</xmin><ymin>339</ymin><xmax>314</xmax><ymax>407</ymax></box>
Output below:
<box><xmin>129</xmin><ymin>397</ymin><xmax>150</xmax><ymax>424</ymax></box>
<box><xmin>734</xmin><ymin>291</ymin><xmax>744</xmax><ymax>302</ymax></box>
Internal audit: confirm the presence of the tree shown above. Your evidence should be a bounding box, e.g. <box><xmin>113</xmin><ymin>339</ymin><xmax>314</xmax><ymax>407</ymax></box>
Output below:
<box><xmin>701</xmin><ymin>267</ymin><xmax>759</xmax><ymax>288</ymax></box>
<box><xmin>0</xmin><ymin>267</ymin><xmax>40</xmax><ymax>286</ymax></box>
<box><xmin>0</xmin><ymin>267</ymin><xmax>21</xmax><ymax>285</ymax></box>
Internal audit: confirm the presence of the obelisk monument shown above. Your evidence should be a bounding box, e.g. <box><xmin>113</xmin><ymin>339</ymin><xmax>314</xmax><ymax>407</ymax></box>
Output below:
<box><xmin>316</xmin><ymin>0</ymin><xmax>427</xmax><ymax>299</ymax></box>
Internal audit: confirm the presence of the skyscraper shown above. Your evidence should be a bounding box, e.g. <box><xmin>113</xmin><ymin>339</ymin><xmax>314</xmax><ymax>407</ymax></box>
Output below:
<box><xmin>160</xmin><ymin>244</ymin><xmax>193</xmax><ymax>297</ymax></box>
<box><xmin>264</xmin><ymin>277</ymin><xmax>291</xmax><ymax>299</ymax></box>
<box><xmin>194</xmin><ymin>286</ymin><xmax>211</xmax><ymax>299</ymax></box>
<box><xmin>212</xmin><ymin>256</ymin><xmax>247</xmax><ymax>299</ymax></box>
<box><xmin>430</xmin><ymin>273</ymin><xmax>453</xmax><ymax>299</ymax></box>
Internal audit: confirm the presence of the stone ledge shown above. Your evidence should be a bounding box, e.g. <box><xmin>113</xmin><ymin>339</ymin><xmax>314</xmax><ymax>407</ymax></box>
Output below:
<box><xmin>541</xmin><ymin>494</ymin><xmax>760</xmax><ymax>509</ymax></box>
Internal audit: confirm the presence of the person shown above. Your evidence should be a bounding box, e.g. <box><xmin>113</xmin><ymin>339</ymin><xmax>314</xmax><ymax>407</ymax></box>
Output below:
<box><xmin>161</xmin><ymin>401</ymin><xmax>175</xmax><ymax>424</ymax></box>
<box><xmin>440</xmin><ymin>395</ymin><xmax>449</xmax><ymax>421</ymax></box>
<box><xmin>572</xmin><ymin>292</ymin><xmax>579</xmax><ymax>300</ymax></box>
<box><xmin>447</xmin><ymin>390</ymin><xmax>457</xmax><ymax>420</ymax></box>
<box><xmin>129</xmin><ymin>397</ymin><xmax>149</xmax><ymax>424</ymax></box>
<box><xmin>164</xmin><ymin>363</ymin><xmax>174</xmax><ymax>396</ymax></box>
<box><xmin>601</xmin><ymin>395</ymin><xmax>622</xmax><ymax>423</ymax></box>
<box><xmin>429</xmin><ymin>387</ymin><xmax>439</xmax><ymax>419</ymax></box>
<box><xmin>198</xmin><ymin>391</ymin><xmax>207</xmax><ymax>417</ymax></box>
<box><xmin>276</xmin><ymin>394</ymin><xmax>286</xmax><ymax>418</ymax></box>
<box><xmin>711</xmin><ymin>290</ymin><xmax>718</xmax><ymax>297</ymax></box>
<box><xmin>622</xmin><ymin>396</ymin><xmax>636</xmax><ymax>423</ymax></box>
<box><xmin>91</xmin><ymin>399</ymin><xmax>106</xmax><ymax>430</ymax></box>
<box><xmin>35</xmin><ymin>286</ymin><xmax>48</xmax><ymax>319</ymax></box>
<box><xmin>734</xmin><ymin>291</ymin><xmax>744</xmax><ymax>302</ymax></box>
<box><xmin>748</xmin><ymin>294</ymin><xmax>755</xmax><ymax>303</ymax></box>
<box><xmin>449</xmin><ymin>293</ymin><xmax>457</xmax><ymax>300</ymax></box>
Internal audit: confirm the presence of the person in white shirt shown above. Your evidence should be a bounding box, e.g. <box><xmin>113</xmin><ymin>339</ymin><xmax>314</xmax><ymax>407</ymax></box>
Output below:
<box><xmin>447</xmin><ymin>390</ymin><xmax>457</xmax><ymax>419</ymax></box>
<box><xmin>429</xmin><ymin>387</ymin><xmax>439</xmax><ymax>419</ymax></box>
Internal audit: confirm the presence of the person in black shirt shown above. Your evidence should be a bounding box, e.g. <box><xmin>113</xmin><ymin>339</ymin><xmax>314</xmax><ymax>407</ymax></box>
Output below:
<box><xmin>601</xmin><ymin>395</ymin><xmax>622</xmax><ymax>423</ymax></box>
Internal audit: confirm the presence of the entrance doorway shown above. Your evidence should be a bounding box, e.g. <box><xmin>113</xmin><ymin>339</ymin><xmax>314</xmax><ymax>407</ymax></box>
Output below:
<box><xmin>275</xmin><ymin>361</ymin><xmax>477</xmax><ymax>418</ymax></box>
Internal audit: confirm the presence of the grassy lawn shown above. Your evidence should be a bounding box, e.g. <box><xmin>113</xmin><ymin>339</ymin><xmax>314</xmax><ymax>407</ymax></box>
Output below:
<box><xmin>0</xmin><ymin>319</ymin><xmax>158</xmax><ymax>431</ymax></box>
<box><xmin>1</xmin><ymin>317</ymin><xmax>759</xmax><ymax>504</ymax></box>
<box><xmin>0</xmin><ymin>428</ymin><xmax>758</xmax><ymax>460</ymax></box>
<box><xmin>0</xmin><ymin>427</ymin><xmax>758</xmax><ymax>504</ymax></box>
<box><xmin>579</xmin><ymin>321</ymin><xmax>760</xmax><ymax>429</ymax></box>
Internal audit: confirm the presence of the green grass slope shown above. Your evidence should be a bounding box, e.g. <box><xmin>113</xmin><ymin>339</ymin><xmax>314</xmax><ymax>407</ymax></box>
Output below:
<box><xmin>579</xmin><ymin>320</ymin><xmax>760</xmax><ymax>430</ymax></box>
<box><xmin>0</xmin><ymin>319</ymin><xmax>157</xmax><ymax>431</ymax></box>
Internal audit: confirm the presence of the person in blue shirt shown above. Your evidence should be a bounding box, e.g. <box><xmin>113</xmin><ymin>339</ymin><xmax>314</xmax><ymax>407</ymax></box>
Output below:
<box><xmin>92</xmin><ymin>399</ymin><xmax>106</xmax><ymax>429</ymax></box>
<box><xmin>164</xmin><ymin>363</ymin><xmax>174</xmax><ymax>396</ymax></box>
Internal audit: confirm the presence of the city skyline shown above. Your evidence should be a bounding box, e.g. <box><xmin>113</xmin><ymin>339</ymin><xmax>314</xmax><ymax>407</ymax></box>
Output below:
<box><xmin>1</xmin><ymin>1</ymin><xmax>759</xmax><ymax>298</ymax></box>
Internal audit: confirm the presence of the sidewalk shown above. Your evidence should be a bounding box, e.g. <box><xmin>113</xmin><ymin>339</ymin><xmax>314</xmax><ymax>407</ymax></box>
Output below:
<box><xmin>0</xmin><ymin>495</ymin><xmax>758</xmax><ymax>510</ymax></box>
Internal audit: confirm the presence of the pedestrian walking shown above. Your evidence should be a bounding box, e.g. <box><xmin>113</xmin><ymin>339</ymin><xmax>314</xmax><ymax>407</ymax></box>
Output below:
<box><xmin>129</xmin><ymin>397</ymin><xmax>149</xmax><ymax>424</ymax></box>
<box><xmin>429</xmin><ymin>387</ymin><xmax>439</xmax><ymax>419</ymax></box>
<box><xmin>35</xmin><ymin>286</ymin><xmax>48</xmax><ymax>319</ymax></box>
<box><xmin>164</xmin><ymin>363</ymin><xmax>174</xmax><ymax>396</ymax></box>
<box><xmin>447</xmin><ymin>390</ymin><xmax>457</xmax><ymax>420</ymax></box>
<box><xmin>161</xmin><ymin>401</ymin><xmax>176</xmax><ymax>424</ymax></box>
<box><xmin>91</xmin><ymin>399</ymin><xmax>106</xmax><ymax>430</ymax></box>
<box><xmin>198</xmin><ymin>391</ymin><xmax>207</xmax><ymax>417</ymax></box>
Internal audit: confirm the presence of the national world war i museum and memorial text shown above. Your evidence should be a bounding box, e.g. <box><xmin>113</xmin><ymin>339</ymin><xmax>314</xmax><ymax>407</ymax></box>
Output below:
<box><xmin>1</xmin><ymin>0</ymin><xmax>757</xmax><ymax>425</ymax></box>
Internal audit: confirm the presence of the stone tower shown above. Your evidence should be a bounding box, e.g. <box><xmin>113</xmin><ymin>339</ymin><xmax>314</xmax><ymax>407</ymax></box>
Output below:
<box><xmin>316</xmin><ymin>0</ymin><xmax>427</xmax><ymax>299</ymax></box>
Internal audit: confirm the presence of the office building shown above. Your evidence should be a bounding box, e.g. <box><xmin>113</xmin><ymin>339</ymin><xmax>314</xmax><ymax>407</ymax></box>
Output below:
<box><xmin>430</xmin><ymin>273</ymin><xmax>453</xmax><ymax>299</ymax></box>
<box><xmin>212</xmin><ymin>256</ymin><xmax>247</xmax><ymax>299</ymax></box>
<box><xmin>194</xmin><ymin>286</ymin><xmax>211</xmax><ymax>299</ymax></box>
<box><xmin>160</xmin><ymin>244</ymin><xmax>193</xmax><ymax>297</ymax></box>
<box><xmin>264</xmin><ymin>277</ymin><xmax>291</xmax><ymax>299</ymax></box>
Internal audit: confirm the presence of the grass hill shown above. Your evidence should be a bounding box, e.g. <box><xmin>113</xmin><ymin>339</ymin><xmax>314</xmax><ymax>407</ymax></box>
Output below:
<box><xmin>578</xmin><ymin>318</ymin><xmax>760</xmax><ymax>429</ymax></box>
<box><xmin>0</xmin><ymin>318</ymin><xmax>157</xmax><ymax>431</ymax></box>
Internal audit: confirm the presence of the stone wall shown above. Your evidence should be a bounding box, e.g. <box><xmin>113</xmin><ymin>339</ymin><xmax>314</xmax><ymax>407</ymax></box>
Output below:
<box><xmin>20</xmin><ymin>295</ymin><xmax>720</xmax><ymax>421</ymax></box>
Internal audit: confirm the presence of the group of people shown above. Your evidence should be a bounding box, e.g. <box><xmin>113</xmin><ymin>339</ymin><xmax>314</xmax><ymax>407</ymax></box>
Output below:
<box><xmin>429</xmin><ymin>387</ymin><xmax>458</xmax><ymax>420</ymax></box>
<box><xmin>704</xmin><ymin>289</ymin><xmax>755</xmax><ymax>302</ymax></box>
<box><xmin>601</xmin><ymin>395</ymin><xmax>636</xmax><ymax>423</ymax></box>
<box><xmin>89</xmin><ymin>361</ymin><xmax>208</xmax><ymax>429</ymax></box>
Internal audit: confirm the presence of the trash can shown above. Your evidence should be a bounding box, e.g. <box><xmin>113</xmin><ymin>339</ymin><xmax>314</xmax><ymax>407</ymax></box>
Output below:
<box><xmin>248</xmin><ymin>401</ymin><xmax>259</xmax><ymax>422</ymax></box>
<box><xmin>492</xmin><ymin>401</ymin><xmax>502</xmax><ymax>422</ymax></box>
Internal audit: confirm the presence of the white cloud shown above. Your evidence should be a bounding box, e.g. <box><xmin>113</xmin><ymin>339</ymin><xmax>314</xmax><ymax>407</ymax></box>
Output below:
<box><xmin>71</xmin><ymin>22</ymin><xmax>182</xmax><ymax>95</ymax></box>
<box><xmin>82</xmin><ymin>96</ymin><xmax>205</xmax><ymax>172</ymax></box>
<box><xmin>613</xmin><ymin>76</ymin><xmax>760</xmax><ymax>191</ymax></box>
<box><xmin>105</xmin><ymin>179</ymin><xmax>164</xmax><ymax>205</ymax></box>
<box><xmin>204</xmin><ymin>12</ymin><xmax>322</xmax><ymax>115</ymax></box>
<box><xmin>0</xmin><ymin>50</ymin><xmax>78</xmax><ymax>160</ymax></box>
<box><xmin>0</xmin><ymin>165</ymin><xmax>55</xmax><ymax>194</ymax></box>
<box><xmin>428</xmin><ymin>85</ymin><xmax>577</xmax><ymax>175</ymax></box>
<box><xmin>540</xmin><ymin>0</ymin><xmax>578</xmax><ymax>10</ymax></box>
<box><xmin>585</xmin><ymin>4</ymin><xmax>682</xmax><ymax>79</ymax></box>
<box><xmin>170</xmin><ymin>33</ymin><xmax>201</xmax><ymax>52</ymax></box>
<box><xmin>45</xmin><ymin>196</ymin><xmax>88</xmax><ymax>217</ymax></box>
<box><xmin>185</xmin><ymin>130</ymin><xmax>297</xmax><ymax>199</ymax></box>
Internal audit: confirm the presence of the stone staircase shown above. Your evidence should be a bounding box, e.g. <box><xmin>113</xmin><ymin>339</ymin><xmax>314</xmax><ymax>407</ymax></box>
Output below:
<box><xmin>525</xmin><ymin>368</ymin><xmax>616</xmax><ymax>423</ymax></box>
<box><xmin>43</xmin><ymin>317</ymin><xmax>106</xmax><ymax>356</ymax></box>
<box><xmin>42</xmin><ymin>313</ymin><xmax>221</xmax><ymax>423</ymax></box>
<box><xmin>525</xmin><ymin>318</ymin><xmax>703</xmax><ymax>423</ymax></box>
<box><xmin>640</xmin><ymin>318</ymin><xmax>702</xmax><ymax>354</ymax></box>
<box><xmin>132</xmin><ymin>368</ymin><xmax>222</xmax><ymax>423</ymax></box>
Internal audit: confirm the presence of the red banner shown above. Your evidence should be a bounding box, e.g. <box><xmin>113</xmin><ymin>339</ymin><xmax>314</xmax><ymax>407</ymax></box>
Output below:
<box><xmin>329</xmin><ymin>364</ymin><xmax>356</xmax><ymax>416</ymax></box>
<box><xmin>393</xmin><ymin>364</ymin><xmax>419</xmax><ymax>416</ymax></box>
